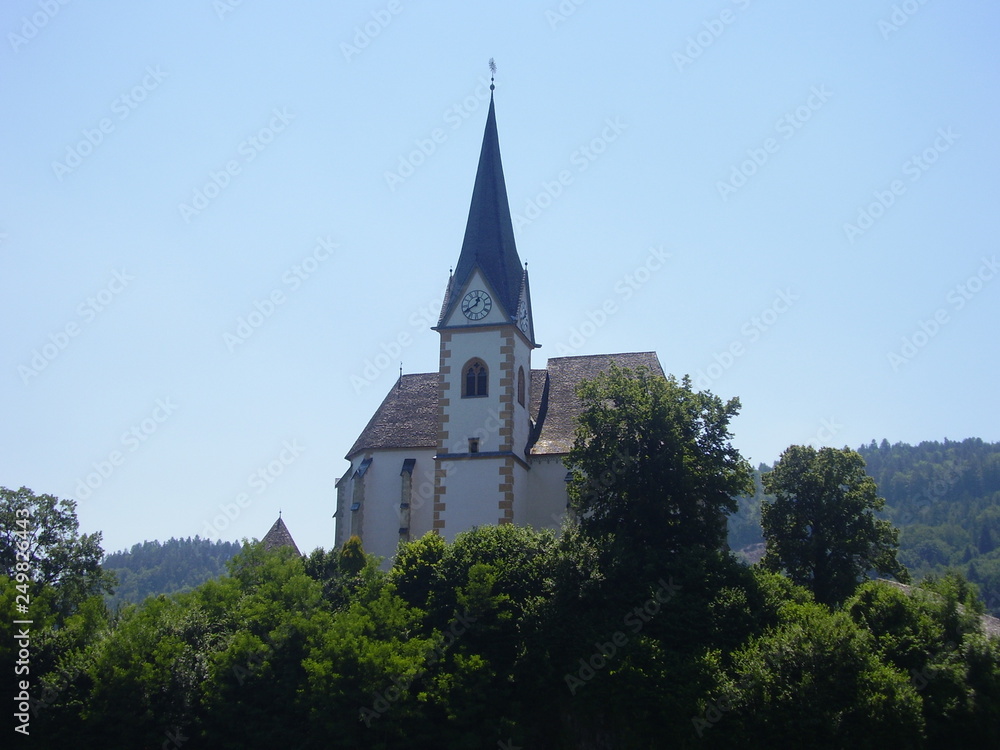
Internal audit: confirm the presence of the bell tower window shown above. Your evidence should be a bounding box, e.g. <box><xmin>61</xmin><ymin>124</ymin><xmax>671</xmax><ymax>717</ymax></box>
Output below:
<box><xmin>463</xmin><ymin>359</ymin><xmax>488</xmax><ymax>397</ymax></box>
<box><xmin>517</xmin><ymin>366</ymin><xmax>526</xmax><ymax>407</ymax></box>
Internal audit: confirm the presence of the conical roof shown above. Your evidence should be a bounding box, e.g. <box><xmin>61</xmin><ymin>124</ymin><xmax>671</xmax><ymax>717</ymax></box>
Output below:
<box><xmin>261</xmin><ymin>515</ymin><xmax>301</xmax><ymax>556</ymax></box>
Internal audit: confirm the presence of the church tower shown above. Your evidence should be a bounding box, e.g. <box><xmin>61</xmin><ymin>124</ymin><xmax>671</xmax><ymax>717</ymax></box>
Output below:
<box><xmin>335</xmin><ymin>72</ymin><xmax>663</xmax><ymax>562</ymax></box>
<box><xmin>431</xmin><ymin>82</ymin><xmax>539</xmax><ymax>537</ymax></box>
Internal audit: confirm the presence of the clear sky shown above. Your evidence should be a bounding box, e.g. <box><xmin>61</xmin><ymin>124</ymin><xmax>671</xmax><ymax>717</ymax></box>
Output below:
<box><xmin>2</xmin><ymin>1</ymin><xmax>998</xmax><ymax>556</ymax></box>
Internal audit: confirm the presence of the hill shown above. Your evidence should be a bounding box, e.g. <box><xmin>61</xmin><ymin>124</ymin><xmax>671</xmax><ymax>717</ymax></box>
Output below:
<box><xmin>862</xmin><ymin>438</ymin><xmax>1000</xmax><ymax>615</ymax></box>
<box><xmin>103</xmin><ymin>536</ymin><xmax>242</xmax><ymax>608</ymax></box>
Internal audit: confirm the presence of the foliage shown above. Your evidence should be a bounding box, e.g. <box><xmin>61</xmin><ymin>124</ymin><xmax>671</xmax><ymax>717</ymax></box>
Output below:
<box><xmin>761</xmin><ymin>445</ymin><xmax>909</xmax><ymax>604</ymax></box>
<box><xmin>1</xmin><ymin>486</ymin><xmax>115</xmax><ymax>618</ymax></box>
<box><xmin>727</xmin><ymin>439</ymin><xmax>1000</xmax><ymax>615</ymax></box>
<box><xmin>337</xmin><ymin>534</ymin><xmax>366</xmax><ymax>574</ymax></box>
<box><xmin>727</xmin><ymin>465</ymin><xmax>769</xmax><ymax>555</ymax></box>
<box><xmin>712</xmin><ymin>599</ymin><xmax>925</xmax><ymax>748</ymax></box>
<box><xmin>846</xmin><ymin>578</ymin><xmax>1000</xmax><ymax>746</ymax></box>
<box><xmin>11</xmin><ymin>433</ymin><xmax>1000</xmax><ymax>746</ymax></box>
<box><xmin>566</xmin><ymin>365</ymin><xmax>753</xmax><ymax>557</ymax></box>
<box><xmin>18</xmin><ymin>528</ymin><xmax>1000</xmax><ymax>749</ymax></box>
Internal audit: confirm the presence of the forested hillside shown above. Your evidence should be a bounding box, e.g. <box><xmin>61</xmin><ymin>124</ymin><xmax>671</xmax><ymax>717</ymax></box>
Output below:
<box><xmin>727</xmin><ymin>439</ymin><xmax>1000</xmax><ymax>615</ymax></box>
<box><xmin>103</xmin><ymin>537</ymin><xmax>243</xmax><ymax>608</ymax></box>
<box><xmin>862</xmin><ymin>438</ymin><xmax>1000</xmax><ymax>614</ymax></box>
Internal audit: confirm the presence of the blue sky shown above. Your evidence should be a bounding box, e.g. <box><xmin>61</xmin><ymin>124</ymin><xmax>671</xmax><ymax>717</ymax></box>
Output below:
<box><xmin>2</xmin><ymin>0</ymin><xmax>998</xmax><ymax>556</ymax></box>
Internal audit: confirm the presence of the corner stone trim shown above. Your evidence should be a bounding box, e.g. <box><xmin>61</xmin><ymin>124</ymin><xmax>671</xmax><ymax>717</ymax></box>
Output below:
<box><xmin>498</xmin><ymin>458</ymin><xmax>515</xmax><ymax>524</ymax></box>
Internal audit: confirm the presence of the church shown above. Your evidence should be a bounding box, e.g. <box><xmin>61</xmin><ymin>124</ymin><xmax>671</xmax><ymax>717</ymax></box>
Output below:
<box><xmin>334</xmin><ymin>82</ymin><xmax>664</xmax><ymax>561</ymax></box>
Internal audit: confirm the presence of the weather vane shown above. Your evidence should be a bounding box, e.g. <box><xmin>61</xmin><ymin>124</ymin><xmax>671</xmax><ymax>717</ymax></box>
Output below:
<box><xmin>489</xmin><ymin>58</ymin><xmax>496</xmax><ymax>91</ymax></box>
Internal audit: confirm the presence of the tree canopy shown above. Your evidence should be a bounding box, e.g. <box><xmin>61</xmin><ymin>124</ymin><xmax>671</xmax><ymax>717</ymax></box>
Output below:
<box><xmin>761</xmin><ymin>445</ymin><xmax>909</xmax><ymax>604</ymax></box>
<box><xmin>5</xmin><ymin>409</ymin><xmax>1000</xmax><ymax>747</ymax></box>
<box><xmin>566</xmin><ymin>365</ymin><xmax>753</xmax><ymax>557</ymax></box>
<box><xmin>14</xmin><ymin>532</ymin><xmax>998</xmax><ymax>749</ymax></box>
<box><xmin>726</xmin><ymin>439</ymin><xmax>1000</xmax><ymax>615</ymax></box>
<box><xmin>1</xmin><ymin>486</ymin><xmax>114</xmax><ymax>617</ymax></box>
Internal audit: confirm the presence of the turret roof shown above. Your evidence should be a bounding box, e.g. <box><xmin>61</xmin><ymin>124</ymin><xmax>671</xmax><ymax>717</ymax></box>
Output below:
<box><xmin>261</xmin><ymin>515</ymin><xmax>301</xmax><ymax>556</ymax></box>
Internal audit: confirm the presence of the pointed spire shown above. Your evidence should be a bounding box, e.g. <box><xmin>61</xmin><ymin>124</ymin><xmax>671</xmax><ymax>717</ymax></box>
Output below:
<box><xmin>261</xmin><ymin>515</ymin><xmax>301</xmax><ymax>556</ymax></box>
<box><xmin>442</xmin><ymin>67</ymin><xmax>524</xmax><ymax>323</ymax></box>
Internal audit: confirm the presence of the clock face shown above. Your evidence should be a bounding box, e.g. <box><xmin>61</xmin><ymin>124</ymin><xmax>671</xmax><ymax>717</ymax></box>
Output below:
<box><xmin>517</xmin><ymin>299</ymin><xmax>529</xmax><ymax>333</ymax></box>
<box><xmin>461</xmin><ymin>289</ymin><xmax>492</xmax><ymax>320</ymax></box>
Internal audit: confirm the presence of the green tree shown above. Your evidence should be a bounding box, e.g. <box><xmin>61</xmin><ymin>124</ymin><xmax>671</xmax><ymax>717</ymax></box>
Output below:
<box><xmin>0</xmin><ymin>486</ymin><xmax>114</xmax><ymax>618</ymax></box>
<box><xmin>199</xmin><ymin>543</ymin><xmax>328</xmax><ymax>748</ymax></box>
<box><xmin>566</xmin><ymin>366</ymin><xmax>753</xmax><ymax>556</ymax></box>
<box><xmin>338</xmin><ymin>534</ymin><xmax>367</xmax><ymax>577</ymax></box>
<box><xmin>708</xmin><ymin>600</ymin><xmax>925</xmax><ymax>748</ymax></box>
<box><xmin>393</xmin><ymin>525</ymin><xmax>556</xmax><ymax>748</ymax></box>
<box><xmin>761</xmin><ymin>446</ymin><xmax>908</xmax><ymax>605</ymax></box>
<box><xmin>846</xmin><ymin>578</ymin><xmax>1000</xmax><ymax>746</ymax></box>
<box><xmin>301</xmin><ymin>582</ymin><xmax>438</xmax><ymax>748</ymax></box>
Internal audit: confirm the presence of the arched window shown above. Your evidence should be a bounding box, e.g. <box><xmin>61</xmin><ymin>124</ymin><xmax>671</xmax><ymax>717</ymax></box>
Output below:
<box><xmin>463</xmin><ymin>359</ymin><xmax>488</xmax><ymax>397</ymax></box>
<box><xmin>517</xmin><ymin>366</ymin><xmax>526</xmax><ymax>407</ymax></box>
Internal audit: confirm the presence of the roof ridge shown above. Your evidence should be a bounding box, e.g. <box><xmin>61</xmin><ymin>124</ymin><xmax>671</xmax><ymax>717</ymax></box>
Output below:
<box><xmin>545</xmin><ymin>350</ymin><xmax>659</xmax><ymax>363</ymax></box>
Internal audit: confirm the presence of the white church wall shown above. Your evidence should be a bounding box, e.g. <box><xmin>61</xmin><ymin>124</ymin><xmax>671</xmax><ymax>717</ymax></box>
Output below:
<box><xmin>403</xmin><ymin>448</ymin><xmax>438</xmax><ymax>542</ymax></box>
<box><xmin>446</xmin><ymin>328</ymin><xmax>504</xmax><ymax>453</ymax></box>
<box><xmin>334</xmin><ymin>471</ymin><xmax>349</xmax><ymax>549</ymax></box>
<box><xmin>526</xmin><ymin>454</ymin><xmax>571</xmax><ymax>530</ymax></box>
<box><xmin>439</xmin><ymin>456</ymin><xmax>507</xmax><ymax>539</ymax></box>
<box><xmin>338</xmin><ymin>447</ymin><xmax>437</xmax><ymax>563</ymax></box>
<box><xmin>511</xmin><ymin>459</ymin><xmax>530</xmax><ymax>527</ymax></box>
<box><xmin>358</xmin><ymin>453</ymin><xmax>395</xmax><ymax>562</ymax></box>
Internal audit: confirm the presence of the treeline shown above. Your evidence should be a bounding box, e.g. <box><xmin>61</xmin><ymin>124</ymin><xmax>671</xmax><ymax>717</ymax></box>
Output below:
<box><xmin>102</xmin><ymin>537</ymin><xmax>242</xmax><ymax>608</ymax></box>
<box><xmin>12</xmin><ymin>530</ymin><xmax>999</xmax><ymax>749</ymax></box>
<box><xmin>727</xmin><ymin>438</ymin><xmax>1000</xmax><ymax>615</ymax></box>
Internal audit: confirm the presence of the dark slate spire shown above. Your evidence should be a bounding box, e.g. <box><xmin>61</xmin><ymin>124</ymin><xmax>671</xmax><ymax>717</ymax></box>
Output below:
<box><xmin>441</xmin><ymin>85</ymin><xmax>524</xmax><ymax>323</ymax></box>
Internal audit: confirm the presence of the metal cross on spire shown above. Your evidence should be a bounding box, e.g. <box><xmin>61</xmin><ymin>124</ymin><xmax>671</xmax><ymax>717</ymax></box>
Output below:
<box><xmin>489</xmin><ymin>58</ymin><xmax>496</xmax><ymax>91</ymax></box>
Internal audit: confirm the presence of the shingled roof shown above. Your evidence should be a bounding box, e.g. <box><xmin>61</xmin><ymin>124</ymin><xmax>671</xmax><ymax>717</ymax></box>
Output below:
<box><xmin>346</xmin><ymin>373</ymin><xmax>439</xmax><ymax>458</ymax></box>
<box><xmin>261</xmin><ymin>516</ymin><xmax>301</xmax><ymax>556</ymax></box>
<box><xmin>346</xmin><ymin>353</ymin><xmax>664</xmax><ymax>460</ymax></box>
<box><xmin>529</xmin><ymin>352</ymin><xmax>665</xmax><ymax>455</ymax></box>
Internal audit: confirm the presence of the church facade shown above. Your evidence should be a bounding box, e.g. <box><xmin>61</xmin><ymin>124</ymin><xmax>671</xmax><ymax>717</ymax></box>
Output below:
<box><xmin>334</xmin><ymin>89</ymin><xmax>663</xmax><ymax>561</ymax></box>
